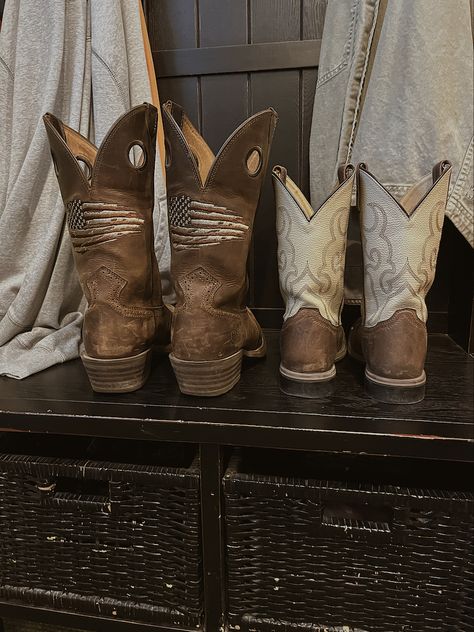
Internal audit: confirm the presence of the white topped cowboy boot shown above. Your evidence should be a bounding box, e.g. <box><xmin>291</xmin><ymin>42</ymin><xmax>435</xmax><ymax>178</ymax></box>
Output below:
<box><xmin>349</xmin><ymin>161</ymin><xmax>452</xmax><ymax>403</ymax></box>
<box><xmin>273</xmin><ymin>164</ymin><xmax>355</xmax><ymax>397</ymax></box>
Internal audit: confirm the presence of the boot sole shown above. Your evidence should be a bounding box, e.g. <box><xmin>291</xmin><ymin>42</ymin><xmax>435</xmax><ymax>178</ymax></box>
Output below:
<box><xmin>81</xmin><ymin>348</ymin><xmax>152</xmax><ymax>393</ymax></box>
<box><xmin>170</xmin><ymin>337</ymin><xmax>266</xmax><ymax>397</ymax></box>
<box><xmin>349</xmin><ymin>338</ymin><xmax>426</xmax><ymax>404</ymax></box>
<box><xmin>279</xmin><ymin>343</ymin><xmax>346</xmax><ymax>399</ymax></box>
<box><xmin>365</xmin><ymin>368</ymin><xmax>426</xmax><ymax>404</ymax></box>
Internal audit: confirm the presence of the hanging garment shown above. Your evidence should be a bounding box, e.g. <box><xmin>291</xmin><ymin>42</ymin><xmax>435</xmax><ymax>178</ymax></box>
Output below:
<box><xmin>0</xmin><ymin>0</ymin><xmax>170</xmax><ymax>379</ymax></box>
<box><xmin>89</xmin><ymin>0</ymin><xmax>172</xmax><ymax>298</ymax></box>
<box><xmin>309</xmin><ymin>0</ymin><xmax>473</xmax><ymax>300</ymax></box>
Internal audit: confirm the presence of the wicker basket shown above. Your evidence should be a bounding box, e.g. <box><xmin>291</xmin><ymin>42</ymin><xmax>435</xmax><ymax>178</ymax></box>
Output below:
<box><xmin>223</xmin><ymin>450</ymin><xmax>474</xmax><ymax>632</ymax></box>
<box><xmin>240</xmin><ymin>619</ymin><xmax>363</xmax><ymax>632</ymax></box>
<box><xmin>0</xmin><ymin>435</ymin><xmax>202</xmax><ymax>627</ymax></box>
<box><xmin>2</xmin><ymin>619</ymin><xmax>82</xmax><ymax>632</ymax></box>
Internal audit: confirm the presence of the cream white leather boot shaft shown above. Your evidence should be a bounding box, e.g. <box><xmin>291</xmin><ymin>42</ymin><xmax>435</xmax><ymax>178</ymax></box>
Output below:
<box><xmin>358</xmin><ymin>162</ymin><xmax>451</xmax><ymax>327</ymax></box>
<box><xmin>274</xmin><ymin>166</ymin><xmax>355</xmax><ymax>326</ymax></box>
<box><xmin>273</xmin><ymin>165</ymin><xmax>354</xmax><ymax>397</ymax></box>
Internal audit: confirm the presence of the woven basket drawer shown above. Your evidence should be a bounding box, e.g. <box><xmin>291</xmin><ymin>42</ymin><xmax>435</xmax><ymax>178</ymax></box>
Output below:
<box><xmin>0</xmin><ymin>435</ymin><xmax>202</xmax><ymax>628</ymax></box>
<box><xmin>2</xmin><ymin>619</ymin><xmax>82</xmax><ymax>632</ymax></box>
<box><xmin>223</xmin><ymin>450</ymin><xmax>474</xmax><ymax>632</ymax></box>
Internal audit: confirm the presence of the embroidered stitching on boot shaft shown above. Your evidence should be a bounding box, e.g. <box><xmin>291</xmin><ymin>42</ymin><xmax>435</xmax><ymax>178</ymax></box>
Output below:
<box><xmin>169</xmin><ymin>195</ymin><xmax>249</xmax><ymax>250</ymax></box>
<box><xmin>66</xmin><ymin>200</ymin><xmax>145</xmax><ymax>253</ymax></box>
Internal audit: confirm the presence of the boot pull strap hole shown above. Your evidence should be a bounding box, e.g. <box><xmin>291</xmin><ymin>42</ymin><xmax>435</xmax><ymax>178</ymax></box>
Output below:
<box><xmin>76</xmin><ymin>156</ymin><xmax>92</xmax><ymax>181</ymax></box>
<box><xmin>128</xmin><ymin>142</ymin><xmax>147</xmax><ymax>170</ymax></box>
<box><xmin>246</xmin><ymin>147</ymin><xmax>263</xmax><ymax>177</ymax></box>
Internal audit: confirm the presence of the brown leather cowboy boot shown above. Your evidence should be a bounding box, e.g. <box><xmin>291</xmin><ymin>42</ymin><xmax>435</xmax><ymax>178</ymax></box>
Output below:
<box><xmin>273</xmin><ymin>165</ymin><xmax>355</xmax><ymax>397</ymax></box>
<box><xmin>43</xmin><ymin>104</ymin><xmax>171</xmax><ymax>393</ymax></box>
<box><xmin>162</xmin><ymin>101</ymin><xmax>277</xmax><ymax>396</ymax></box>
<box><xmin>349</xmin><ymin>161</ymin><xmax>452</xmax><ymax>404</ymax></box>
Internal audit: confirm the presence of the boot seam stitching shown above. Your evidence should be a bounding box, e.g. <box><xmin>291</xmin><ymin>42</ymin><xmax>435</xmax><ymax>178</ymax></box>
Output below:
<box><xmin>364</xmin><ymin>316</ymin><xmax>425</xmax><ymax>334</ymax></box>
<box><xmin>86</xmin><ymin>267</ymin><xmax>154</xmax><ymax>319</ymax></box>
<box><xmin>92</xmin><ymin>107</ymin><xmax>150</xmax><ymax>193</ymax></box>
<box><xmin>207</xmin><ymin>112</ymin><xmax>270</xmax><ymax>189</ymax></box>
<box><xmin>287</xmin><ymin>310</ymin><xmax>339</xmax><ymax>334</ymax></box>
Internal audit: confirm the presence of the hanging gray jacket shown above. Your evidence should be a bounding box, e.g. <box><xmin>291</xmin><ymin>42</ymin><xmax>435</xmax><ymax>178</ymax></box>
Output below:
<box><xmin>0</xmin><ymin>0</ymin><xmax>170</xmax><ymax>379</ymax></box>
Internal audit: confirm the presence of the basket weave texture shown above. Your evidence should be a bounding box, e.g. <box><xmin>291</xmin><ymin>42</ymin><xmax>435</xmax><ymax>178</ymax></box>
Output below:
<box><xmin>224</xmin><ymin>453</ymin><xmax>474</xmax><ymax>632</ymax></box>
<box><xmin>0</xmin><ymin>437</ymin><xmax>202</xmax><ymax>627</ymax></box>
<box><xmin>2</xmin><ymin>619</ymin><xmax>81</xmax><ymax>632</ymax></box>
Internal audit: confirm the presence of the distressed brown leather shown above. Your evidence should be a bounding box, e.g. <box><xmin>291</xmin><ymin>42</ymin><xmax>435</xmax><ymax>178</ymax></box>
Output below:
<box><xmin>350</xmin><ymin>309</ymin><xmax>427</xmax><ymax>379</ymax></box>
<box><xmin>280</xmin><ymin>308</ymin><xmax>345</xmax><ymax>374</ymax></box>
<box><xmin>162</xmin><ymin>101</ymin><xmax>277</xmax><ymax>362</ymax></box>
<box><xmin>43</xmin><ymin>104</ymin><xmax>171</xmax><ymax>359</ymax></box>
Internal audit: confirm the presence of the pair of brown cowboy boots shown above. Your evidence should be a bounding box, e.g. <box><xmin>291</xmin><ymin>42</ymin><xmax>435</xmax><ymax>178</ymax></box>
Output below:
<box><xmin>44</xmin><ymin>102</ymin><xmax>277</xmax><ymax>395</ymax></box>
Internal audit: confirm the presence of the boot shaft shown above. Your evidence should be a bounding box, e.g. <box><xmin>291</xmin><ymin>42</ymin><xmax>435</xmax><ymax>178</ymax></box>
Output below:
<box><xmin>43</xmin><ymin>104</ymin><xmax>170</xmax><ymax>366</ymax></box>
<box><xmin>162</xmin><ymin>101</ymin><xmax>277</xmax><ymax>310</ymax></box>
<box><xmin>273</xmin><ymin>165</ymin><xmax>355</xmax><ymax>326</ymax></box>
<box><xmin>43</xmin><ymin>104</ymin><xmax>162</xmax><ymax>309</ymax></box>
<box><xmin>358</xmin><ymin>161</ymin><xmax>451</xmax><ymax>327</ymax></box>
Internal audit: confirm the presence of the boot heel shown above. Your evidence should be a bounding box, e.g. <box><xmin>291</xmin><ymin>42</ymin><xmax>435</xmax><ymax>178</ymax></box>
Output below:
<box><xmin>81</xmin><ymin>348</ymin><xmax>152</xmax><ymax>393</ymax></box>
<box><xmin>279</xmin><ymin>365</ymin><xmax>336</xmax><ymax>399</ymax></box>
<box><xmin>170</xmin><ymin>350</ymin><xmax>243</xmax><ymax>396</ymax></box>
<box><xmin>365</xmin><ymin>368</ymin><xmax>426</xmax><ymax>404</ymax></box>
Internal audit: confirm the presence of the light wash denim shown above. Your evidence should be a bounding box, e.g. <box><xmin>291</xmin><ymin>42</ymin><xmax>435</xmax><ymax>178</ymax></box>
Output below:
<box><xmin>310</xmin><ymin>0</ymin><xmax>473</xmax><ymax>300</ymax></box>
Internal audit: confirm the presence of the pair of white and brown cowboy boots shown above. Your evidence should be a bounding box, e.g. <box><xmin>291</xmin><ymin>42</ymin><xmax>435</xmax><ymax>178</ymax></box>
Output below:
<box><xmin>274</xmin><ymin>160</ymin><xmax>451</xmax><ymax>403</ymax></box>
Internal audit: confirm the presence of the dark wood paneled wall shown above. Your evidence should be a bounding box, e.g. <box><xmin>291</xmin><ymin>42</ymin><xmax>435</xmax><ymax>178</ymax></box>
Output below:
<box><xmin>145</xmin><ymin>0</ymin><xmax>473</xmax><ymax>348</ymax></box>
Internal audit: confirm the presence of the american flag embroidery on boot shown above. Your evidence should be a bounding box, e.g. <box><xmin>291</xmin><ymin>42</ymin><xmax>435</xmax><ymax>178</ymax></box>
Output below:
<box><xmin>169</xmin><ymin>195</ymin><xmax>249</xmax><ymax>250</ymax></box>
<box><xmin>66</xmin><ymin>201</ymin><xmax>144</xmax><ymax>253</ymax></box>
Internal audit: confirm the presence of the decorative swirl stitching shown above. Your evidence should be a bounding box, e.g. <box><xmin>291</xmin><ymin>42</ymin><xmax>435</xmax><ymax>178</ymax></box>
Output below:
<box><xmin>418</xmin><ymin>200</ymin><xmax>445</xmax><ymax>294</ymax></box>
<box><xmin>363</xmin><ymin>198</ymin><xmax>444</xmax><ymax>326</ymax></box>
<box><xmin>277</xmin><ymin>200</ymin><xmax>347</xmax><ymax>323</ymax></box>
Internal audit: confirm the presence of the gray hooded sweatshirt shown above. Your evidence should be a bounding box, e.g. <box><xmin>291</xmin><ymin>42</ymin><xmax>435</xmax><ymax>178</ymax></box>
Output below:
<box><xmin>0</xmin><ymin>0</ymin><xmax>171</xmax><ymax>379</ymax></box>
